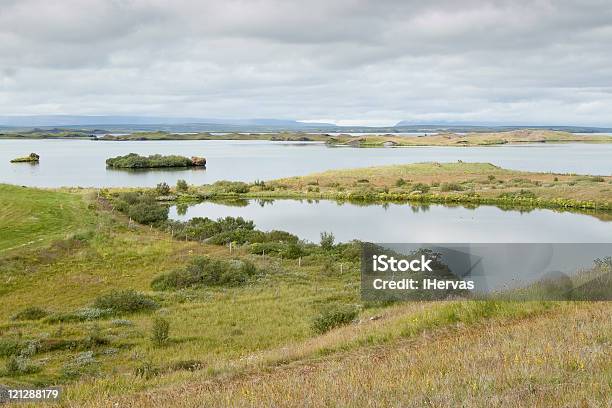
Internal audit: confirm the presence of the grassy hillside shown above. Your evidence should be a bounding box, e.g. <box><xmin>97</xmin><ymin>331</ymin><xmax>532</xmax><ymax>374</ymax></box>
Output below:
<box><xmin>110</xmin><ymin>302</ymin><xmax>611</xmax><ymax>407</ymax></box>
<box><xmin>0</xmin><ymin>186</ymin><xmax>358</xmax><ymax>399</ymax></box>
<box><xmin>0</xmin><ymin>184</ymin><xmax>96</xmax><ymax>252</ymax></box>
<box><xmin>0</xmin><ymin>185</ymin><xmax>609</xmax><ymax>407</ymax></box>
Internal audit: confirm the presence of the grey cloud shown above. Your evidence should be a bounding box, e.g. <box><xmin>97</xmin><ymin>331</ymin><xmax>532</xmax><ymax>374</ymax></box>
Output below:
<box><xmin>0</xmin><ymin>0</ymin><xmax>611</xmax><ymax>125</ymax></box>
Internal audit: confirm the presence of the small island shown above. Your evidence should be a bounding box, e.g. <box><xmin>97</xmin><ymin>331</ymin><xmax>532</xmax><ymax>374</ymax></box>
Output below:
<box><xmin>105</xmin><ymin>153</ymin><xmax>206</xmax><ymax>169</ymax></box>
<box><xmin>10</xmin><ymin>152</ymin><xmax>40</xmax><ymax>163</ymax></box>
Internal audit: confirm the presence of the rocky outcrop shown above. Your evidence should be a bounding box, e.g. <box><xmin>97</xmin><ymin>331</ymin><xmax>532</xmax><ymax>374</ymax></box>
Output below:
<box><xmin>10</xmin><ymin>152</ymin><xmax>40</xmax><ymax>163</ymax></box>
<box><xmin>190</xmin><ymin>156</ymin><xmax>207</xmax><ymax>167</ymax></box>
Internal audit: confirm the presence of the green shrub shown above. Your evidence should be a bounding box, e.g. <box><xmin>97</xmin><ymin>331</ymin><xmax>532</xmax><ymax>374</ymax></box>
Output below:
<box><xmin>250</xmin><ymin>241</ymin><xmax>305</xmax><ymax>259</ymax></box>
<box><xmin>168</xmin><ymin>359</ymin><xmax>204</xmax><ymax>372</ymax></box>
<box><xmin>5</xmin><ymin>356</ymin><xmax>40</xmax><ymax>376</ymax></box>
<box><xmin>211</xmin><ymin>180</ymin><xmax>250</xmax><ymax>194</ymax></box>
<box><xmin>151</xmin><ymin>256</ymin><xmax>258</xmax><ymax>290</ymax></box>
<box><xmin>176</xmin><ymin>179</ymin><xmax>188</xmax><ymax>192</ymax></box>
<box><xmin>11</xmin><ymin>306</ymin><xmax>48</xmax><ymax>321</ymax></box>
<box><xmin>44</xmin><ymin>307</ymin><xmax>113</xmax><ymax>324</ymax></box>
<box><xmin>312</xmin><ymin>304</ymin><xmax>359</xmax><ymax>334</ymax></box>
<box><xmin>216</xmin><ymin>216</ymin><xmax>255</xmax><ymax>232</ymax></box>
<box><xmin>265</xmin><ymin>230</ymin><xmax>299</xmax><ymax>243</ymax></box>
<box><xmin>134</xmin><ymin>361</ymin><xmax>160</xmax><ymax>379</ymax></box>
<box><xmin>395</xmin><ymin>178</ymin><xmax>406</xmax><ymax>187</ymax></box>
<box><xmin>0</xmin><ymin>339</ymin><xmax>22</xmax><ymax>357</ymax></box>
<box><xmin>498</xmin><ymin>189</ymin><xmax>537</xmax><ymax>200</ymax></box>
<box><xmin>93</xmin><ymin>290</ymin><xmax>158</xmax><ymax>314</ymax></box>
<box><xmin>156</xmin><ymin>182</ymin><xmax>171</xmax><ymax>195</ymax></box>
<box><xmin>439</xmin><ymin>182</ymin><xmax>463</xmax><ymax>192</ymax></box>
<box><xmin>127</xmin><ymin>202</ymin><xmax>168</xmax><ymax>225</ymax></box>
<box><xmin>151</xmin><ymin>317</ymin><xmax>170</xmax><ymax>347</ymax></box>
<box><xmin>206</xmin><ymin>229</ymin><xmax>262</xmax><ymax>245</ymax></box>
<box><xmin>411</xmin><ymin>183</ymin><xmax>430</xmax><ymax>193</ymax></box>
<box><xmin>114</xmin><ymin>192</ymin><xmax>169</xmax><ymax>225</ymax></box>
<box><xmin>320</xmin><ymin>232</ymin><xmax>335</xmax><ymax>250</ymax></box>
<box><xmin>575</xmin><ymin>176</ymin><xmax>605</xmax><ymax>182</ymax></box>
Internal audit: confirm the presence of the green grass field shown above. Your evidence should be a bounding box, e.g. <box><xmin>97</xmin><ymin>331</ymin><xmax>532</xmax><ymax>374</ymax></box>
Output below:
<box><xmin>0</xmin><ymin>185</ymin><xmax>96</xmax><ymax>252</ymax></box>
<box><xmin>0</xmin><ymin>179</ymin><xmax>610</xmax><ymax>407</ymax></box>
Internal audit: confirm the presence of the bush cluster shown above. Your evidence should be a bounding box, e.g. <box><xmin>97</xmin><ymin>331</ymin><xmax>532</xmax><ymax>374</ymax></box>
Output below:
<box><xmin>114</xmin><ymin>192</ymin><xmax>169</xmax><ymax>225</ymax></box>
<box><xmin>311</xmin><ymin>304</ymin><xmax>359</xmax><ymax>334</ymax></box>
<box><xmin>93</xmin><ymin>290</ymin><xmax>159</xmax><ymax>314</ymax></box>
<box><xmin>11</xmin><ymin>306</ymin><xmax>48</xmax><ymax>321</ymax></box>
<box><xmin>5</xmin><ymin>356</ymin><xmax>41</xmax><ymax>376</ymax></box>
<box><xmin>151</xmin><ymin>256</ymin><xmax>258</xmax><ymax>290</ymax></box>
<box><xmin>410</xmin><ymin>183</ymin><xmax>430</xmax><ymax>193</ymax></box>
<box><xmin>106</xmin><ymin>153</ymin><xmax>199</xmax><ymax>168</ymax></box>
<box><xmin>498</xmin><ymin>189</ymin><xmax>537</xmax><ymax>200</ymax></box>
<box><xmin>249</xmin><ymin>241</ymin><xmax>304</xmax><ymax>259</ymax></box>
<box><xmin>209</xmin><ymin>180</ymin><xmax>250</xmax><ymax>194</ymax></box>
<box><xmin>151</xmin><ymin>317</ymin><xmax>171</xmax><ymax>346</ymax></box>
<box><xmin>165</xmin><ymin>216</ymin><xmax>299</xmax><ymax>246</ymax></box>
<box><xmin>439</xmin><ymin>182</ymin><xmax>464</xmax><ymax>192</ymax></box>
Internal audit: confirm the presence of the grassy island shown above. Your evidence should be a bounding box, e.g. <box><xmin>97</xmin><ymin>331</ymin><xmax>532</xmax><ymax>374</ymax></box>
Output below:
<box><xmin>105</xmin><ymin>153</ymin><xmax>206</xmax><ymax>168</ymax></box>
<box><xmin>9</xmin><ymin>152</ymin><xmax>40</xmax><ymax>163</ymax></box>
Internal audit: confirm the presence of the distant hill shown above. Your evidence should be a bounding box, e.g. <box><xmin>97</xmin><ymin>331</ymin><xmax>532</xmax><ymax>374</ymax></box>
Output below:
<box><xmin>1</xmin><ymin>115</ymin><xmax>611</xmax><ymax>134</ymax></box>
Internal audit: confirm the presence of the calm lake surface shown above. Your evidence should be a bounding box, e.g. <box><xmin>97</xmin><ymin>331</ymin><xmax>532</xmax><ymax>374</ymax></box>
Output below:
<box><xmin>169</xmin><ymin>199</ymin><xmax>612</xmax><ymax>243</ymax></box>
<box><xmin>1</xmin><ymin>139</ymin><xmax>611</xmax><ymax>187</ymax></box>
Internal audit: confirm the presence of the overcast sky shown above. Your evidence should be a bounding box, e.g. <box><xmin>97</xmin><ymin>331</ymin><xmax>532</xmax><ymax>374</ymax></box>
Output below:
<box><xmin>1</xmin><ymin>0</ymin><xmax>611</xmax><ymax>126</ymax></box>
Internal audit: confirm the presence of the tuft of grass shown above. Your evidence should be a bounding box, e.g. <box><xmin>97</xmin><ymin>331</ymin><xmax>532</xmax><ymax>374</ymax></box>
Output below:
<box><xmin>93</xmin><ymin>290</ymin><xmax>159</xmax><ymax>314</ymax></box>
<box><xmin>151</xmin><ymin>317</ymin><xmax>171</xmax><ymax>347</ymax></box>
<box><xmin>312</xmin><ymin>304</ymin><xmax>359</xmax><ymax>334</ymax></box>
<box><xmin>11</xmin><ymin>306</ymin><xmax>48</xmax><ymax>321</ymax></box>
<box><xmin>151</xmin><ymin>256</ymin><xmax>258</xmax><ymax>290</ymax></box>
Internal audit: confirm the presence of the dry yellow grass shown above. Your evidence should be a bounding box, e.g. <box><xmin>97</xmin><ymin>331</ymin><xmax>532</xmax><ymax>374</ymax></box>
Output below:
<box><xmin>106</xmin><ymin>302</ymin><xmax>611</xmax><ymax>407</ymax></box>
<box><xmin>257</xmin><ymin>162</ymin><xmax>612</xmax><ymax>208</ymax></box>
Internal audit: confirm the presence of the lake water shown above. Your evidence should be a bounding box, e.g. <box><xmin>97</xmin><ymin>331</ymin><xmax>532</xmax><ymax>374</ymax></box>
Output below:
<box><xmin>169</xmin><ymin>199</ymin><xmax>612</xmax><ymax>243</ymax></box>
<box><xmin>1</xmin><ymin>139</ymin><xmax>611</xmax><ymax>187</ymax></box>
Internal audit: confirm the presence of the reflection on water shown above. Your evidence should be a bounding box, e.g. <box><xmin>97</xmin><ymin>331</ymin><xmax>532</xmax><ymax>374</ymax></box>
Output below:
<box><xmin>169</xmin><ymin>199</ymin><xmax>612</xmax><ymax>243</ymax></box>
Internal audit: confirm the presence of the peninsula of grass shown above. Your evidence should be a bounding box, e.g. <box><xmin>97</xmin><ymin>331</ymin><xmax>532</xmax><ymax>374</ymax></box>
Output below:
<box><xmin>105</xmin><ymin>153</ymin><xmax>206</xmax><ymax>169</ymax></box>
<box><xmin>182</xmin><ymin>162</ymin><xmax>612</xmax><ymax>211</ymax></box>
<box><xmin>9</xmin><ymin>152</ymin><xmax>40</xmax><ymax>163</ymax></box>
